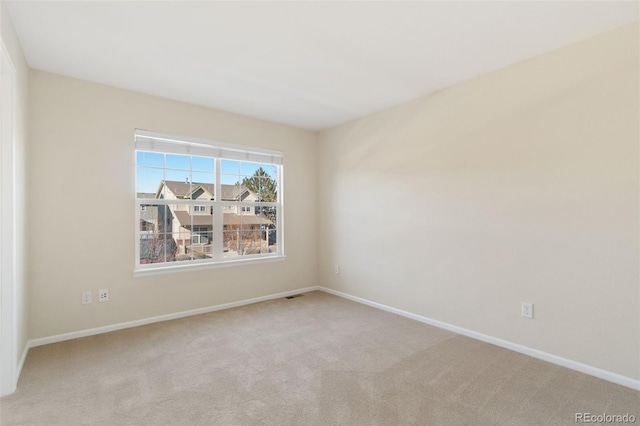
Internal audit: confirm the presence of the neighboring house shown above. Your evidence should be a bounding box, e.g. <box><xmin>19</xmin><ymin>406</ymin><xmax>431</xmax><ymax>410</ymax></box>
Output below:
<box><xmin>150</xmin><ymin>180</ymin><xmax>273</xmax><ymax>259</ymax></box>
<box><xmin>138</xmin><ymin>192</ymin><xmax>177</xmax><ymax>264</ymax></box>
<box><xmin>137</xmin><ymin>192</ymin><xmax>158</xmax><ymax>232</ymax></box>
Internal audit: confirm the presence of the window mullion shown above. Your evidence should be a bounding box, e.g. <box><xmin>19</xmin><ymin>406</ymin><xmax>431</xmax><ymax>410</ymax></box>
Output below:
<box><xmin>189</xmin><ymin>202</ymin><xmax>194</xmax><ymax>261</ymax></box>
<box><xmin>277</xmin><ymin>164</ymin><xmax>283</xmax><ymax>255</ymax></box>
<box><xmin>135</xmin><ymin>198</ymin><xmax>141</xmax><ymax>269</ymax></box>
<box><xmin>213</xmin><ymin>158</ymin><xmax>223</xmax><ymax>261</ymax></box>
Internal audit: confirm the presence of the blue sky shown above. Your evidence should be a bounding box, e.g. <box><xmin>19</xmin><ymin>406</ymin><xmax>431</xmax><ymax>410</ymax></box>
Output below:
<box><xmin>136</xmin><ymin>151</ymin><xmax>277</xmax><ymax>194</ymax></box>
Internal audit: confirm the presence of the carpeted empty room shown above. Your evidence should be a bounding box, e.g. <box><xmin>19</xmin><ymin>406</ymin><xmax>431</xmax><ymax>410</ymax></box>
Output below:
<box><xmin>2</xmin><ymin>1</ymin><xmax>640</xmax><ymax>425</ymax></box>
<box><xmin>1</xmin><ymin>292</ymin><xmax>637</xmax><ymax>425</ymax></box>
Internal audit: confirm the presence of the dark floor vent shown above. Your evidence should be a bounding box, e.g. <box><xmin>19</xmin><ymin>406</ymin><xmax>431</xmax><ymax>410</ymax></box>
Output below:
<box><xmin>285</xmin><ymin>294</ymin><xmax>304</xmax><ymax>299</ymax></box>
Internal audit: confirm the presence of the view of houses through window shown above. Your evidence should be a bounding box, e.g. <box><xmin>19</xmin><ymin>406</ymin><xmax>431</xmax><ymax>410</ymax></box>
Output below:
<box><xmin>136</xmin><ymin>142</ymin><xmax>282</xmax><ymax>270</ymax></box>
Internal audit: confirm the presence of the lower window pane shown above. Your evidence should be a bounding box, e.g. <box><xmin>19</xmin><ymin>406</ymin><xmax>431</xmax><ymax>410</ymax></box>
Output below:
<box><xmin>258</xmin><ymin>206</ymin><xmax>277</xmax><ymax>253</ymax></box>
<box><xmin>139</xmin><ymin>202</ymin><xmax>277</xmax><ymax>265</ymax></box>
<box><xmin>170</xmin><ymin>204</ymin><xmax>214</xmax><ymax>261</ymax></box>
<box><xmin>223</xmin><ymin>206</ymin><xmax>277</xmax><ymax>257</ymax></box>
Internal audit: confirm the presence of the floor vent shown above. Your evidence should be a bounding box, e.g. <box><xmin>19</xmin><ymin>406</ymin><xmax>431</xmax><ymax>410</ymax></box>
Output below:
<box><xmin>285</xmin><ymin>294</ymin><xmax>304</xmax><ymax>299</ymax></box>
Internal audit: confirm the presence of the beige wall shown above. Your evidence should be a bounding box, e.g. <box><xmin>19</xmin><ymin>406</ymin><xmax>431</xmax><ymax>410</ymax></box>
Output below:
<box><xmin>28</xmin><ymin>71</ymin><xmax>318</xmax><ymax>338</ymax></box>
<box><xmin>318</xmin><ymin>23</ymin><xmax>639</xmax><ymax>380</ymax></box>
<box><xmin>1</xmin><ymin>0</ymin><xmax>30</xmax><ymax>375</ymax></box>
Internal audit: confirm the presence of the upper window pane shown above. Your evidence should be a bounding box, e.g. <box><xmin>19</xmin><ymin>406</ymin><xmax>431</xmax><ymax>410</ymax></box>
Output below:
<box><xmin>166</xmin><ymin>154</ymin><xmax>191</xmax><ymax>170</ymax></box>
<box><xmin>165</xmin><ymin>169</ymin><xmax>192</xmax><ymax>184</ymax></box>
<box><xmin>191</xmin><ymin>172</ymin><xmax>215</xmax><ymax>186</ymax></box>
<box><xmin>221</xmin><ymin>159</ymin><xmax>240</xmax><ymax>186</ymax></box>
<box><xmin>239</xmin><ymin>164</ymin><xmax>278</xmax><ymax>202</ymax></box>
<box><xmin>137</xmin><ymin>166</ymin><xmax>164</xmax><ymax>196</ymax></box>
<box><xmin>240</xmin><ymin>161</ymin><xmax>260</xmax><ymax>177</ymax></box>
<box><xmin>192</xmin><ymin>156</ymin><xmax>214</xmax><ymax>173</ymax></box>
<box><xmin>221</xmin><ymin>160</ymin><xmax>240</xmax><ymax>175</ymax></box>
<box><xmin>260</xmin><ymin>164</ymin><xmax>278</xmax><ymax>177</ymax></box>
<box><xmin>136</xmin><ymin>151</ymin><xmax>218</xmax><ymax>201</ymax></box>
<box><xmin>136</xmin><ymin>151</ymin><xmax>164</xmax><ymax>168</ymax></box>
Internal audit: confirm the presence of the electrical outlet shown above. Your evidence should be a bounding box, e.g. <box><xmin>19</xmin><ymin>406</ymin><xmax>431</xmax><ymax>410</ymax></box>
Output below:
<box><xmin>521</xmin><ymin>302</ymin><xmax>533</xmax><ymax>319</ymax></box>
<box><xmin>82</xmin><ymin>291</ymin><xmax>92</xmax><ymax>304</ymax></box>
<box><xmin>98</xmin><ymin>289</ymin><xmax>109</xmax><ymax>302</ymax></box>
<box><xmin>335</xmin><ymin>265</ymin><xmax>340</xmax><ymax>274</ymax></box>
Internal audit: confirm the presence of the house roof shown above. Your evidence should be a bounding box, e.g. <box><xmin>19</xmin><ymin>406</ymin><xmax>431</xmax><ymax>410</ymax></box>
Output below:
<box><xmin>174</xmin><ymin>211</ymin><xmax>213</xmax><ymax>227</ymax></box>
<box><xmin>223</xmin><ymin>214</ymin><xmax>273</xmax><ymax>226</ymax></box>
<box><xmin>137</xmin><ymin>192</ymin><xmax>156</xmax><ymax>199</ymax></box>
<box><xmin>173</xmin><ymin>211</ymin><xmax>273</xmax><ymax>227</ymax></box>
<box><xmin>160</xmin><ymin>180</ymin><xmax>248</xmax><ymax>201</ymax></box>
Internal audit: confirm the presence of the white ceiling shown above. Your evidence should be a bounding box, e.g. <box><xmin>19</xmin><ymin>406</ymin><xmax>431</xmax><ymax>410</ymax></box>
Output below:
<box><xmin>5</xmin><ymin>1</ymin><xmax>639</xmax><ymax>130</ymax></box>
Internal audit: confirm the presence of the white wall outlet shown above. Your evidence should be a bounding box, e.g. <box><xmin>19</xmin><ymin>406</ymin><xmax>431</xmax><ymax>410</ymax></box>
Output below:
<box><xmin>335</xmin><ymin>265</ymin><xmax>340</xmax><ymax>274</ymax></box>
<box><xmin>98</xmin><ymin>289</ymin><xmax>109</xmax><ymax>302</ymax></box>
<box><xmin>82</xmin><ymin>291</ymin><xmax>92</xmax><ymax>304</ymax></box>
<box><xmin>521</xmin><ymin>302</ymin><xmax>533</xmax><ymax>319</ymax></box>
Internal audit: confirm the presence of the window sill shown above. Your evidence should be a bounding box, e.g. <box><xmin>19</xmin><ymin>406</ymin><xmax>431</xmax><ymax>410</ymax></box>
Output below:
<box><xmin>133</xmin><ymin>255</ymin><xmax>286</xmax><ymax>278</ymax></box>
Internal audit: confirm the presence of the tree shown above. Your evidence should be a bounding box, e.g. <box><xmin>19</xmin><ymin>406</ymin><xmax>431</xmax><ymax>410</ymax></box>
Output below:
<box><xmin>140</xmin><ymin>233</ymin><xmax>177</xmax><ymax>264</ymax></box>
<box><xmin>241</xmin><ymin>167</ymin><xmax>277</xmax><ymax>202</ymax></box>
<box><xmin>241</xmin><ymin>168</ymin><xmax>277</xmax><ymax>239</ymax></box>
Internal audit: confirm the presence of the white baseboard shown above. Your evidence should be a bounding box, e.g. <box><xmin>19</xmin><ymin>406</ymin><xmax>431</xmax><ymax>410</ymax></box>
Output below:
<box><xmin>28</xmin><ymin>286</ymin><xmax>321</xmax><ymax>349</ymax></box>
<box><xmin>21</xmin><ymin>285</ymin><xmax>639</xmax><ymax>391</ymax></box>
<box><xmin>318</xmin><ymin>286</ymin><xmax>640</xmax><ymax>391</ymax></box>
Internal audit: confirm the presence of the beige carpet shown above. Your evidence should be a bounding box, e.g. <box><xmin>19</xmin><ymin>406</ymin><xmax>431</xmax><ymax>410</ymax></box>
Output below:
<box><xmin>1</xmin><ymin>291</ymin><xmax>638</xmax><ymax>425</ymax></box>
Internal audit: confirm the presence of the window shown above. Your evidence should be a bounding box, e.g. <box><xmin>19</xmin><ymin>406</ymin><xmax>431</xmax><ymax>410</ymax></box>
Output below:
<box><xmin>135</xmin><ymin>130</ymin><xmax>283</xmax><ymax>272</ymax></box>
<box><xmin>191</xmin><ymin>226</ymin><xmax>210</xmax><ymax>244</ymax></box>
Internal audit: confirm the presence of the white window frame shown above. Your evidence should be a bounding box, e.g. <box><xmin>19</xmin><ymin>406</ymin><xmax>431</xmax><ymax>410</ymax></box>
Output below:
<box><xmin>134</xmin><ymin>130</ymin><xmax>284</xmax><ymax>276</ymax></box>
<box><xmin>193</xmin><ymin>205</ymin><xmax>206</xmax><ymax>213</ymax></box>
<box><xmin>0</xmin><ymin>38</ymin><xmax>18</xmax><ymax>397</ymax></box>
